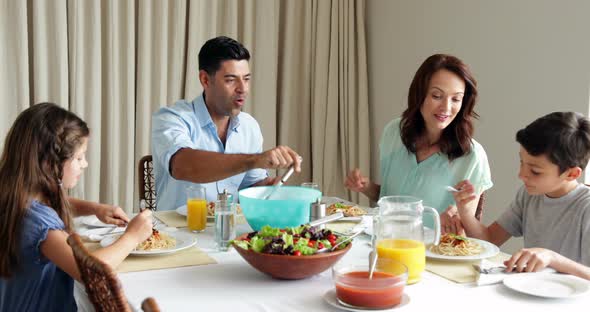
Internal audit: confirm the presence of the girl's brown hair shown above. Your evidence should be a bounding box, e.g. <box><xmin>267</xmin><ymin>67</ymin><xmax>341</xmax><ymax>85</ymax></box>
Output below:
<box><xmin>401</xmin><ymin>54</ymin><xmax>479</xmax><ymax>161</ymax></box>
<box><xmin>0</xmin><ymin>103</ymin><xmax>89</xmax><ymax>278</ymax></box>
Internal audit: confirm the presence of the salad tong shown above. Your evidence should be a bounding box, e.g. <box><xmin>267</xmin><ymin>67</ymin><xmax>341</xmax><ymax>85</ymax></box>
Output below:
<box><xmin>262</xmin><ymin>157</ymin><xmax>302</xmax><ymax>200</ymax></box>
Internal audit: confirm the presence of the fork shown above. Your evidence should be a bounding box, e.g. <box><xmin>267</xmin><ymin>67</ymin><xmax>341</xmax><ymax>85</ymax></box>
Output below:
<box><xmin>139</xmin><ymin>199</ymin><xmax>162</xmax><ymax>229</ymax></box>
<box><xmin>445</xmin><ymin>185</ymin><xmax>460</xmax><ymax>192</ymax></box>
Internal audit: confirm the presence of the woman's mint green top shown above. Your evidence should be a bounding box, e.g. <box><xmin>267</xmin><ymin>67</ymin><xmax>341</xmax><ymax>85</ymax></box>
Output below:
<box><xmin>379</xmin><ymin>118</ymin><xmax>493</xmax><ymax>226</ymax></box>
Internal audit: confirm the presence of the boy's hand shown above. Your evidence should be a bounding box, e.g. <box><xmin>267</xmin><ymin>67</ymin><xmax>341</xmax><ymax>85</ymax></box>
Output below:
<box><xmin>504</xmin><ymin>248</ymin><xmax>556</xmax><ymax>273</ymax></box>
<box><xmin>440</xmin><ymin>205</ymin><xmax>466</xmax><ymax>235</ymax></box>
<box><xmin>451</xmin><ymin>180</ymin><xmax>477</xmax><ymax>212</ymax></box>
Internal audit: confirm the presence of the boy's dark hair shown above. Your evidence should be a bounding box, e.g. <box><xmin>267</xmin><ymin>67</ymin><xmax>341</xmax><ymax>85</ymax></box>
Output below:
<box><xmin>516</xmin><ymin>112</ymin><xmax>590</xmax><ymax>173</ymax></box>
<box><xmin>198</xmin><ymin>36</ymin><xmax>250</xmax><ymax>75</ymax></box>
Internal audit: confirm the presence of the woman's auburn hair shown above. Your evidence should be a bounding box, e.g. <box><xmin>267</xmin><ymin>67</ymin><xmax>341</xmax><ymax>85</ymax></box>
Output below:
<box><xmin>0</xmin><ymin>103</ymin><xmax>89</xmax><ymax>278</ymax></box>
<box><xmin>400</xmin><ymin>54</ymin><xmax>479</xmax><ymax>161</ymax></box>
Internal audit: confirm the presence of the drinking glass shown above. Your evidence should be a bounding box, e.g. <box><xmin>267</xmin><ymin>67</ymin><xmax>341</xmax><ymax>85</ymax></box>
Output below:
<box><xmin>186</xmin><ymin>186</ymin><xmax>207</xmax><ymax>232</ymax></box>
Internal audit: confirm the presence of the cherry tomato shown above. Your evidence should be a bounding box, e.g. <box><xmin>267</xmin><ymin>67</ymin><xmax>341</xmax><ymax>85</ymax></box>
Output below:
<box><xmin>327</xmin><ymin>234</ymin><xmax>337</xmax><ymax>241</ymax></box>
<box><xmin>279</xmin><ymin>229</ymin><xmax>286</xmax><ymax>233</ymax></box>
<box><xmin>293</xmin><ymin>250</ymin><xmax>302</xmax><ymax>256</ymax></box>
<box><xmin>308</xmin><ymin>240</ymin><xmax>315</xmax><ymax>247</ymax></box>
<box><xmin>318</xmin><ymin>242</ymin><xmax>324</xmax><ymax>249</ymax></box>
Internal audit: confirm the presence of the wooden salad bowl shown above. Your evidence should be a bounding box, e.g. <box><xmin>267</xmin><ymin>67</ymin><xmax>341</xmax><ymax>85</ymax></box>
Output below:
<box><xmin>232</xmin><ymin>233</ymin><xmax>352</xmax><ymax>280</ymax></box>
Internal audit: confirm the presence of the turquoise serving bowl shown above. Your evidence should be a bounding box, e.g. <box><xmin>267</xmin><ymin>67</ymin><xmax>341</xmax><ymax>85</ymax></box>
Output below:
<box><xmin>238</xmin><ymin>186</ymin><xmax>322</xmax><ymax>231</ymax></box>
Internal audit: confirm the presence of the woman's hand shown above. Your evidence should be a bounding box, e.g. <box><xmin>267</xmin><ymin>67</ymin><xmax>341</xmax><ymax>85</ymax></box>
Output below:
<box><xmin>440</xmin><ymin>205</ymin><xmax>465</xmax><ymax>235</ymax></box>
<box><xmin>344</xmin><ymin>168</ymin><xmax>370</xmax><ymax>193</ymax></box>
<box><xmin>451</xmin><ymin>180</ymin><xmax>477</xmax><ymax>213</ymax></box>
<box><xmin>124</xmin><ymin>209</ymin><xmax>154</xmax><ymax>244</ymax></box>
<box><xmin>504</xmin><ymin>248</ymin><xmax>556</xmax><ymax>273</ymax></box>
<box><xmin>95</xmin><ymin>203</ymin><xmax>129</xmax><ymax>226</ymax></box>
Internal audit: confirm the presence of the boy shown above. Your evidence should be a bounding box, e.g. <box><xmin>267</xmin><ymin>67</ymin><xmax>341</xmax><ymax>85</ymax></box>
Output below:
<box><xmin>453</xmin><ymin>112</ymin><xmax>590</xmax><ymax>280</ymax></box>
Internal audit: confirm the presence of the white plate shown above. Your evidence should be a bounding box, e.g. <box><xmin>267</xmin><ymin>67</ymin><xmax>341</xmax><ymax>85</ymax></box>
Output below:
<box><xmin>425</xmin><ymin>237</ymin><xmax>499</xmax><ymax>261</ymax></box>
<box><xmin>322</xmin><ymin>196</ymin><xmax>375</xmax><ymax>221</ymax></box>
<box><xmin>323</xmin><ymin>289</ymin><xmax>409</xmax><ymax>311</ymax></box>
<box><xmin>81</xmin><ymin>216</ymin><xmax>115</xmax><ymax>228</ymax></box>
<box><xmin>503</xmin><ymin>273</ymin><xmax>590</xmax><ymax>298</ymax></box>
<box><xmin>175</xmin><ymin>204</ymin><xmax>214</xmax><ymax>221</ymax></box>
<box><xmin>100</xmin><ymin>231</ymin><xmax>197</xmax><ymax>256</ymax></box>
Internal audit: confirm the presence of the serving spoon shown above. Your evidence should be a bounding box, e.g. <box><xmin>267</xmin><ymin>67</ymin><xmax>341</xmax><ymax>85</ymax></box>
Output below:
<box><xmin>317</xmin><ymin>229</ymin><xmax>364</xmax><ymax>253</ymax></box>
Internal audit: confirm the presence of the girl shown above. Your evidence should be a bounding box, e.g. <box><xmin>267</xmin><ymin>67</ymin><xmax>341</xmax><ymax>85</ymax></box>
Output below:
<box><xmin>0</xmin><ymin>103</ymin><xmax>153</xmax><ymax>311</ymax></box>
<box><xmin>345</xmin><ymin>54</ymin><xmax>493</xmax><ymax>233</ymax></box>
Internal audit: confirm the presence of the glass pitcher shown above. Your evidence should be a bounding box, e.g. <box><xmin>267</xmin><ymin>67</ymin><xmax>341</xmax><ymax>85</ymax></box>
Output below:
<box><xmin>372</xmin><ymin>196</ymin><xmax>440</xmax><ymax>284</ymax></box>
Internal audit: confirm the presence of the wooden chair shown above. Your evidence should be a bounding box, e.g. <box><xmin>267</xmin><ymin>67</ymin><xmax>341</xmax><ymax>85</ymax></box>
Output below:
<box><xmin>67</xmin><ymin>233</ymin><xmax>131</xmax><ymax>312</ymax></box>
<box><xmin>141</xmin><ymin>297</ymin><xmax>161</xmax><ymax>312</ymax></box>
<box><xmin>138</xmin><ymin>155</ymin><xmax>157</xmax><ymax>210</ymax></box>
<box><xmin>474</xmin><ymin>191</ymin><xmax>486</xmax><ymax>221</ymax></box>
<box><xmin>67</xmin><ymin>233</ymin><xmax>162</xmax><ymax>311</ymax></box>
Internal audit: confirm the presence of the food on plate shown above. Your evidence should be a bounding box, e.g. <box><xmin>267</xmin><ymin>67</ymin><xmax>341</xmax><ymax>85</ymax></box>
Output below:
<box><xmin>207</xmin><ymin>202</ymin><xmax>242</xmax><ymax>216</ymax></box>
<box><xmin>429</xmin><ymin>233</ymin><xmax>483</xmax><ymax>256</ymax></box>
<box><xmin>136</xmin><ymin>229</ymin><xmax>176</xmax><ymax>251</ymax></box>
<box><xmin>326</xmin><ymin>202</ymin><xmax>366</xmax><ymax>217</ymax></box>
<box><xmin>232</xmin><ymin>225</ymin><xmax>350</xmax><ymax>256</ymax></box>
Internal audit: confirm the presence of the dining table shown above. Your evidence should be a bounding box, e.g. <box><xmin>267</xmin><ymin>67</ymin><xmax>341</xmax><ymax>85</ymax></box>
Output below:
<box><xmin>74</xmin><ymin>213</ymin><xmax>588</xmax><ymax>312</ymax></box>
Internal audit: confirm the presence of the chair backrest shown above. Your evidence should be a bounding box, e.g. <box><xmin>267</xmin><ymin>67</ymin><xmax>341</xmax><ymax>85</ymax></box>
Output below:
<box><xmin>141</xmin><ymin>297</ymin><xmax>161</xmax><ymax>312</ymax></box>
<box><xmin>474</xmin><ymin>191</ymin><xmax>485</xmax><ymax>221</ymax></box>
<box><xmin>67</xmin><ymin>233</ymin><xmax>131</xmax><ymax>312</ymax></box>
<box><xmin>138</xmin><ymin>155</ymin><xmax>157</xmax><ymax>210</ymax></box>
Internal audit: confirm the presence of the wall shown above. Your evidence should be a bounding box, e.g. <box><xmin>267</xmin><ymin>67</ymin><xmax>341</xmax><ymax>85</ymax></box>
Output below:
<box><xmin>366</xmin><ymin>0</ymin><xmax>590</xmax><ymax>253</ymax></box>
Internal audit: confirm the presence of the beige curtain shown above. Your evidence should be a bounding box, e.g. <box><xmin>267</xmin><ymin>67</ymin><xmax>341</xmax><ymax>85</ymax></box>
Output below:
<box><xmin>0</xmin><ymin>0</ymin><xmax>370</xmax><ymax>212</ymax></box>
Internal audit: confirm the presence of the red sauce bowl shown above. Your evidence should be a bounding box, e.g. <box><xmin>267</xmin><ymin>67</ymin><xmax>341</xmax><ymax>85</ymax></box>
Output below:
<box><xmin>332</xmin><ymin>260</ymin><xmax>407</xmax><ymax>309</ymax></box>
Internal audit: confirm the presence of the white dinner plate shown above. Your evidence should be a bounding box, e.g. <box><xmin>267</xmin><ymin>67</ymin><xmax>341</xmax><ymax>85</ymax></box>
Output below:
<box><xmin>425</xmin><ymin>237</ymin><xmax>499</xmax><ymax>261</ymax></box>
<box><xmin>503</xmin><ymin>273</ymin><xmax>590</xmax><ymax>298</ymax></box>
<box><xmin>322</xmin><ymin>196</ymin><xmax>375</xmax><ymax>221</ymax></box>
<box><xmin>100</xmin><ymin>231</ymin><xmax>197</xmax><ymax>256</ymax></box>
<box><xmin>322</xmin><ymin>289</ymin><xmax>410</xmax><ymax>311</ymax></box>
<box><xmin>80</xmin><ymin>216</ymin><xmax>115</xmax><ymax>228</ymax></box>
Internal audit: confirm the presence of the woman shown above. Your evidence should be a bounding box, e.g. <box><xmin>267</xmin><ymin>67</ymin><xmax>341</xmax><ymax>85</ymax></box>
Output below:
<box><xmin>0</xmin><ymin>103</ymin><xmax>153</xmax><ymax>311</ymax></box>
<box><xmin>345</xmin><ymin>54</ymin><xmax>493</xmax><ymax>233</ymax></box>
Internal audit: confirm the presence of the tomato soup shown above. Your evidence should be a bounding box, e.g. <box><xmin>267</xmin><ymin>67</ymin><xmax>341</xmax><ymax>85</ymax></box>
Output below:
<box><xmin>335</xmin><ymin>271</ymin><xmax>405</xmax><ymax>309</ymax></box>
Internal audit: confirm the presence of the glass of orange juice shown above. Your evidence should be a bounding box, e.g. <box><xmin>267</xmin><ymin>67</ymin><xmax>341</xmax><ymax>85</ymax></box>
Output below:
<box><xmin>186</xmin><ymin>185</ymin><xmax>207</xmax><ymax>232</ymax></box>
<box><xmin>376</xmin><ymin>239</ymin><xmax>425</xmax><ymax>284</ymax></box>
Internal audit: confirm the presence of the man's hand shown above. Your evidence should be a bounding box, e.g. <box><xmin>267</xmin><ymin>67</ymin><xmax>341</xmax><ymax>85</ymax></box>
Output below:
<box><xmin>257</xmin><ymin>146</ymin><xmax>301</xmax><ymax>172</ymax></box>
<box><xmin>95</xmin><ymin>203</ymin><xmax>129</xmax><ymax>226</ymax></box>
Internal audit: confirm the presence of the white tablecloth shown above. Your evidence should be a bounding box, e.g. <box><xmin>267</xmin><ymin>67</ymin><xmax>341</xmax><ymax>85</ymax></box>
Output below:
<box><xmin>76</xmin><ymin>220</ymin><xmax>588</xmax><ymax>312</ymax></box>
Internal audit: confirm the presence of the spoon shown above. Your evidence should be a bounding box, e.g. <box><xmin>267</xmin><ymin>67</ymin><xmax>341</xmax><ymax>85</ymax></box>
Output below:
<box><xmin>262</xmin><ymin>157</ymin><xmax>303</xmax><ymax>200</ymax></box>
<box><xmin>309</xmin><ymin>211</ymin><xmax>344</xmax><ymax>227</ymax></box>
<box><xmin>368</xmin><ymin>250</ymin><xmax>378</xmax><ymax>279</ymax></box>
<box><xmin>317</xmin><ymin>229</ymin><xmax>363</xmax><ymax>253</ymax></box>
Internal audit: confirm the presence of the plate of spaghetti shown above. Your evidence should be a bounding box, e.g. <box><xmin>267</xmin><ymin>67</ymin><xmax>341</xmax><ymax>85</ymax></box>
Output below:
<box><xmin>426</xmin><ymin>233</ymin><xmax>499</xmax><ymax>261</ymax></box>
<box><xmin>100</xmin><ymin>230</ymin><xmax>197</xmax><ymax>256</ymax></box>
<box><xmin>322</xmin><ymin>197</ymin><xmax>373</xmax><ymax>221</ymax></box>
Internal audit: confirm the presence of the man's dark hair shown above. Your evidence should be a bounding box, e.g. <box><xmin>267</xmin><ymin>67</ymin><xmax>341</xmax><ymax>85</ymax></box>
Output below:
<box><xmin>198</xmin><ymin>36</ymin><xmax>250</xmax><ymax>75</ymax></box>
<box><xmin>517</xmin><ymin>112</ymin><xmax>590</xmax><ymax>173</ymax></box>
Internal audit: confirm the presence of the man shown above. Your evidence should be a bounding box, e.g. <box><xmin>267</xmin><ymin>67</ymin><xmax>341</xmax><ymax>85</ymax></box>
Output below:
<box><xmin>152</xmin><ymin>36</ymin><xmax>301</xmax><ymax>211</ymax></box>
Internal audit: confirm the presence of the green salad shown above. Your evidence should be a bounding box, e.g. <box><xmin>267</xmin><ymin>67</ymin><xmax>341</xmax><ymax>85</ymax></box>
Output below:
<box><xmin>232</xmin><ymin>225</ymin><xmax>350</xmax><ymax>256</ymax></box>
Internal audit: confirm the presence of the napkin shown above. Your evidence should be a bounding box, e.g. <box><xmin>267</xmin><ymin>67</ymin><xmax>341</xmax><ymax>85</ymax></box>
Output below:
<box><xmin>426</xmin><ymin>253</ymin><xmax>511</xmax><ymax>284</ymax></box>
<box><xmin>475</xmin><ymin>259</ymin><xmax>557</xmax><ymax>286</ymax></box>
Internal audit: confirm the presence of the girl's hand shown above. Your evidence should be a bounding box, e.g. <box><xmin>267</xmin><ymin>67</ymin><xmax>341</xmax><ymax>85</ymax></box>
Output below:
<box><xmin>95</xmin><ymin>204</ymin><xmax>129</xmax><ymax>226</ymax></box>
<box><xmin>344</xmin><ymin>168</ymin><xmax>370</xmax><ymax>193</ymax></box>
<box><xmin>451</xmin><ymin>180</ymin><xmax>477</xmax><ymax>212</ymax></box>
<box><xmin>440</xmin><ymin>205</ymin><xmax>465</xmax><ymax>235</ymax></box>
<box><xmin>504</xmin><ymin>248</ymin><xmax>556</xmax><ymax>273</ymax></box>
<box><xmin>125</xmin><ymin>209</ymin><xmax>153</xmax><ymax>244</ymax></box>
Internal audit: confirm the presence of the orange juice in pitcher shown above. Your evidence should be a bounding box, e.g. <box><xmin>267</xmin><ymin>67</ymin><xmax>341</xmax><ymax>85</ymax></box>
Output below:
<box><xmin>376</xmin><ymin>239</ymin><xmax>425</xmax><ymax>284</ymax></box>
<box><xmin>373</xmin><ymin>196</ymin><xmax>440</xmax><ymax>284</ymax></box>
